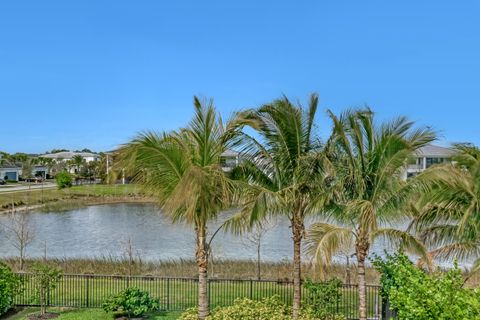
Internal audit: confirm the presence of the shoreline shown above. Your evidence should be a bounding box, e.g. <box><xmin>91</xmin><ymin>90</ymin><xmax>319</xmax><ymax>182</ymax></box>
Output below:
<box><xmin>0</xmin><ymin>184</ymin><xmax>153</xmax><ymax>214</ymax></box>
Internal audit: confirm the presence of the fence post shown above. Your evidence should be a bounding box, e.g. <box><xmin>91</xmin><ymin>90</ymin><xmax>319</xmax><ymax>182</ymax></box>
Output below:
<box><xmin>166</xmin><ymin>278</ymin><xmax>170</xmax><ymax>311</ymax></box>
<box><xmin>85</xmin><ymin>275</ymin><xmax>89</xmax><ymax>308</ymax></box>
<box><xmin>208</xmin><ymin>278</ymin><xmax>211</xmax><ymax>307</ymax></box>
<box><xmin>249</xmin><ymin>279</ymin><xmax>253</xmax><ymax>300</ymax></box>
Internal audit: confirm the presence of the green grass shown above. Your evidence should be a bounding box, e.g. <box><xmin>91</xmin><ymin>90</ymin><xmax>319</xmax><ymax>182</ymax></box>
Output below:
<box><xmin>4</xmin><ymin>307</ymin><xmax>181</xmax><ymax>320</ymax></box>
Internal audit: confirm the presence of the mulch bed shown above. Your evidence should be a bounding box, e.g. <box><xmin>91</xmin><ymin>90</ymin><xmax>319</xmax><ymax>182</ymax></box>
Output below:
<box><xmin>27</xmin><ymin>313</ymin><xmax>59</xmax><ymax>320</ymax></box>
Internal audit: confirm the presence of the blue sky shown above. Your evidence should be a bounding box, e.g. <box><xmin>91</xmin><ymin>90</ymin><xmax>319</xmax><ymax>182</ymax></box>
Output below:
<box><xmin>0</xmin><ymin>1</ymin><xmax>479</xmax><ymax>154</ymax></box>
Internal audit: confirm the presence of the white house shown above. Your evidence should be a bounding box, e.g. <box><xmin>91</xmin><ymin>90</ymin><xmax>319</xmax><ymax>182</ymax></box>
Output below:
<box><xmin>405</xmin><ymin>144</ymin><xmax>455</xmax><ymax>179</ymax></box>
<box><xmin>0</xmin><ymin>163</ymin><xmax>21</xmax><ymax>181</ymax></box>
<box><xmin>220</xmin><ymin>150</ymin><xmax>240</xmax><ymax>172</ymax></box>
<box><xmin>0</xmin><ymin>162</ymin><xmax>47</xmax><ymax>181</ymax></box>
<box><xmin>39</xmin><ymin>151</ymin><xmax>100</xmax><ymax>163</ymax></box>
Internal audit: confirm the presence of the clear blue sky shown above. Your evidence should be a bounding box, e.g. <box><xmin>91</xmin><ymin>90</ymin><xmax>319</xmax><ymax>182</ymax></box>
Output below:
<box><xmin>1</xmin><ymin>1</ymin><xmax>479</xmax><ymax>154</ymax></box>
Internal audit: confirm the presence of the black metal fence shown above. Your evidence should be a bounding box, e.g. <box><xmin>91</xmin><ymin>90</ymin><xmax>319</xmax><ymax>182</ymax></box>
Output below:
<box><xmin>15</xmin><ymin>273</ymin><xmax>388</xmax><ymax>319</ymax></box>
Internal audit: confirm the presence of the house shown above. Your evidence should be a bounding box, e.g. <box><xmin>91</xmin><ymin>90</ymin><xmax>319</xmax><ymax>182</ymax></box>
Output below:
<box><xmin>220</xmin><ymin>150</ymin><xmax>240</xmax><ymax>172</ymax></box>
<box><xmin>405</xmin><ymin>144</ymin><xmax>455</xmax><ymax>179</ymax></box>
<box><xmin>0</xmin><ymin>162</ymin><xmax>22</xmax><ymax>181</ymax></box>
<box><xmin>39</xmin><ymin>151</ymin><xmax>100</xmax><ymax>163</ymax></box>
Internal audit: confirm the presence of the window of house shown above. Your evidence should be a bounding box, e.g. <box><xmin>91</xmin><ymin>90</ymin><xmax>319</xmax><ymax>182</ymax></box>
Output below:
<box><xmin>426</xmin><ymin>157</ymin><xmax>446</xmax><ymax>168</ymax></box>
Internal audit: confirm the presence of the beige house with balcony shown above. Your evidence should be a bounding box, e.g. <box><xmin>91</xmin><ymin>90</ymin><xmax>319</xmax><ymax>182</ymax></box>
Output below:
<box><xmin>405</xmin><ymin>145</ymin><xmax>455</xmax><ymax>179</ymax></box>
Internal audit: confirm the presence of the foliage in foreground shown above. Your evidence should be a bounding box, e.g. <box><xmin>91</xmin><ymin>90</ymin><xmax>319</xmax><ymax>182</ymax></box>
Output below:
<box><xmin>303</xmin><ymin>278</ymin><xmax>344</xmax><ymax>319</ymax></box>
<box><xmin>55</xmin><ymin>171</ymin><xmax>73</xmax><ymax>189</ymax></box>
<box><xmin>178</xmin><ymin>296</ymin><xmax>345</xmax><ymax>320</ymax></box>
<box><xmin>0</xmin><ymin>262</ymin><xmax>22</xmax><ymax>315</ymax></box>
<box><xmin>103</xmin><ymin>287</ymin><xmax>159</xmax><ymax>318</ymax></box>
<box><xmin>373</xmin><ymin>253</ymin><xmax>480</xmax><ymax>320</ymax></box>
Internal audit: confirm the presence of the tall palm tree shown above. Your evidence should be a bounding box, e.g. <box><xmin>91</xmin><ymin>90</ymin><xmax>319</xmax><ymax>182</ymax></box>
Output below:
<box><xmin>306</xmin><ymin>108</ymin><xmax>435</xmax><ymax>320</ymax></box>
<box><xmin>411</xmin><ymin>144</ymin><xmax>480</xmax><ymax>274</ymax></box>
<box><xmin>70</xmin><ymin>155</ymin><xmax>85</xmax><ymax>176</ymax></box>
<box><xmin>117</xmin><ymin>97</ymin><xmax>236</xmax><ymax>319</ymax></box>
<box><xmin>229</xmin><ymin>94</ymin><xmax>335</xmax><ymax>319</ymax></box>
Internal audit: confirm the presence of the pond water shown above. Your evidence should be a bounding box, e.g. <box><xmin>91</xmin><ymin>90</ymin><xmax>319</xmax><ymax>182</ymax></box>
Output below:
<box><xmin>0</xmin><ymin>203</ymin><xmax>464</xmax><ymax>267</ymax></box>
<box><xmin>0</xmin><ymin>203</ymin><xmax>295</xmax><ymax>261</ymax></box>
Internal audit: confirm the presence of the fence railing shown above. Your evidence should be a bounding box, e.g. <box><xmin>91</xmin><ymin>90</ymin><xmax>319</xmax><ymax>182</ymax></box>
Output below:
<box><xmin>15</xmin><ymin>273</ymin><xmax>388</xmax><ymax>319</ymax></box>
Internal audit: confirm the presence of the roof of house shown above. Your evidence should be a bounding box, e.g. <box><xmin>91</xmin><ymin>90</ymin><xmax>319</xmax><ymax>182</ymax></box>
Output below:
<box><xmin>415</xmin><ymin>145</ymin><xmax>455</xmax><ymax>157</ymax></box>
<box><xmin>0</xmin><ymin>160</ymin><xmax>21</xmax><ymax>169</ymax></box>
<box><xmin>40</xmin><ymin>151</ymin><xmax>99</xmax><ymax>159</ymax></box>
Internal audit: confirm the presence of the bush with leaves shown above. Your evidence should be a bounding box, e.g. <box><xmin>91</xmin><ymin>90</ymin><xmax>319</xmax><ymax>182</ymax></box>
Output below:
<box><xmin>103</xmin><ymin>287</ymin><xmax>159</xmax><ymax>318</ymax></box>
<box><xmin>303</xmin><ymin>278</ymin><xmax>345</xmax><ymax>320</ymax></box>
<box><xmin>55</xmin><ymin>171</ymin><xmax>72</xmax><ymax>189</ymax></box>
<box><xmin>0</xmin><ymin>262</ymin><xmax>22</xmax><ymax>315</ymax></box>
<box><xmin>178</xmin><ymin>296</ymin><xmax>340</xmax><ymax>320</ymax></box>
<box><xmin>373</xmin><ymin>252</ymin><xmax>480</xmax><ymax>320</ymax></box>
<box><xmin>31</xmin><ymin>263</ymin><xmax>62</xmax><ymax>315</ymax></box>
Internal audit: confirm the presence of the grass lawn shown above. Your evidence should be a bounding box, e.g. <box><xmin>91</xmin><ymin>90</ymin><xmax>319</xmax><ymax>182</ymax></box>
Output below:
<box><xmin>4</xmin><ymin>307</ymin><xmax>181</xmax><ymax>320</ymax></box>
<box><xmin>0</xmin><ymin>184</ymin><xmax>146</xmax><ymax>211</ymax></box>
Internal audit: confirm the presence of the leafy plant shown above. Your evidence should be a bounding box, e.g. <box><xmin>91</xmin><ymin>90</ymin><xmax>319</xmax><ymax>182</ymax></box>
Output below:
<box><xmin>0</xmin><ymin>262</ymin><xmax>22</xmax><ymax>315</ymax></box>
<box><xmin>55</xmin><ymin>171</ymin><xmax>73</xmax><ymax>189</ymax></box>
<box><xmin>303</xmin><ymin>278</ymin><xmax>344</xmax><ymax>319</ymax></box>
<box><xmin>102</xmin><ymin>287</ymin><xmax>159</xmax><ymax>318</ymax></box>
<box><xmin>31</xmin><ymin>263</ymin><xmax>62</xmax><ymax>315</ymax></box>
<box><xmin>373</xmin><ymin>252</ymin><xmax>480</xmax><ymax>320</ymax></box>
<box><xmin>178</xmin><ymin>296</ymin><xmax>342</xmax><ymax>320</ymax></box>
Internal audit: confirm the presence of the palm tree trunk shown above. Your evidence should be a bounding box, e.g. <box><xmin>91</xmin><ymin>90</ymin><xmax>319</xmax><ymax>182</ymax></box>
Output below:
<box><xmin>196</xmin><ymin>227</ymin><xmax>209</xmax><ymax>320</ymax></box>
<box><xmin>356</xmin><ymin>240</ymin><xmax>369</xmax><ymax>320</ymax></box>
<box><xmin>292</xmin><ymin>218</ymin><xmax>304</xmax><ymax>319</ymax></box>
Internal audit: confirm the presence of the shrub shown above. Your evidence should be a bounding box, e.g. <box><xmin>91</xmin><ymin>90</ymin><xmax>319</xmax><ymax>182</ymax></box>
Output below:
<box><xmin>373</xmin><ymin>252</ymin><xmax>480</xmax><ymax>320</ymax></box>
<box><xmin>303</xmin><ymin>278</ymin><xmax>345</xmax><ymax>320</ymax></box>
<box><xmin>55</xmin><ymin>171</ymin><xmax>73</xmax><ymax>189</ymax></box>
<box><xmin>102</xmin><ymin>287</ymin><xmax>159</xmax><ymax>318</ymax></box>
<box><xmin>0</xmin><ymin>263</ymin><xmax>22</xmax><ymax>315</ymax></box>
<box><xmin>31</xmin><ymin>263</ymin><xmax>62</xmax><ymax>315</ymax></box>
<box><xmin>178</xmin><ymin>296</ymin><xmax>329</xmax><ymax>320</ymax></box>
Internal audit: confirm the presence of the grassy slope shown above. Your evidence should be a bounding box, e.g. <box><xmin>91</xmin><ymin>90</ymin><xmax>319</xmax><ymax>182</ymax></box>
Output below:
<box><xmin>0</xmin><ymin>184</ymin><xmax>149</xmax><ymax>211</ymax></box>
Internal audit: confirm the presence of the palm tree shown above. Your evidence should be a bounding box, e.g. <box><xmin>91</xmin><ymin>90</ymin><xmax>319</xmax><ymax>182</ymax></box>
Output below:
<box><xmin>306</xmin><ymin>108</ymin><xmax>435</xmax><ymax>320</ymax></box>
<box><xmin>117</xmin><ymin>97</ymin><xmax>236</xmax><ymax>319</ymax></box>
<box><xmin>70</xmin><ymin>155</ymin><xmax>85</xmax><ymax>176</ymax></box>
<box><xmin>411</xmin><ymin>144</ymin><xmax>480</xmax><ymax>275</ymax></box>
<box><xmin>229</xmin><ymin>94</ymin><xmax>335</xmax><ymax>319</ymax></box>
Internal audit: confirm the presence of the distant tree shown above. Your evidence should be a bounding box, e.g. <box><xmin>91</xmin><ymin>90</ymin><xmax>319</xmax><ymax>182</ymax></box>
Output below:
<box><xmin>48</xmin><ymin>149</ymin><xmax>69</xmax><ymax>154</ymax></box>
<box><xmin>20</xmin><ymin>159</ymin><xmax>34</xmax><ymax>180</ymax></box>
<box><xmin>50</xmin><ymin>160</ymin><xmax>67</xmax><ymax>177</ymax></box>
<box><xmin>10</xmin><ymin>153</ymin><xmax>28</xmax><ymax>163</ymax></box>
<box><xmin>69</xmin><ymin>155</ymin><xmax>85</xmax><ymax>176</ymax></box>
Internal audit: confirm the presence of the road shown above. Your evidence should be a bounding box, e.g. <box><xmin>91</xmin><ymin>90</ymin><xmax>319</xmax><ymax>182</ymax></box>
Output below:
<box><xmin>0</xmin><ymin>182</ymin><xmax>57</xmax><ymax>193</ymax></box>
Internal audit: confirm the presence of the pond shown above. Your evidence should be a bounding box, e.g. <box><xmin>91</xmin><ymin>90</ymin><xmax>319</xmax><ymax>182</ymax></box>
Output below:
<box><xmin>0</xmin><ymin>203</ymin><xmax>295</xmax><ymax>261</ymax></box>
<box><xmin>0</xmin><ymin>203</ymin><xmax>463</xmax><ymax>267</ymax></box>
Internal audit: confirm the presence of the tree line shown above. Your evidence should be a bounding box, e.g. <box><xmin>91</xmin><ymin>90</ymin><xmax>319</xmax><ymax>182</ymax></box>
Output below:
<box><xmin>116</xmin><ymin>94</ymin><xmax>478</xmax><ymax>320</ymax></box>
